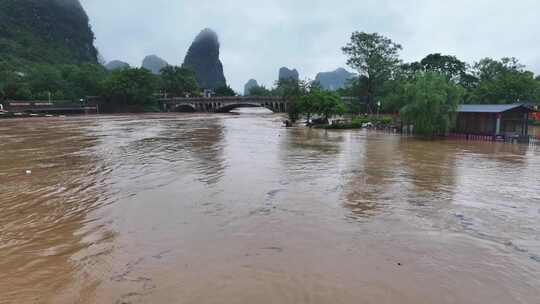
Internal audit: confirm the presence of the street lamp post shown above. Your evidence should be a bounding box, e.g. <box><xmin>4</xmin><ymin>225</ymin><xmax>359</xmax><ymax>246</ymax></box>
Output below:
<box><xmin>377</xmin><ymin>101</ymin><xmax>381</xmax><ymax>118</ymax></box>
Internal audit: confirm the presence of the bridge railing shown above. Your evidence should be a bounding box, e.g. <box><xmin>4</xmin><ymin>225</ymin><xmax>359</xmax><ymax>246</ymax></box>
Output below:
<box><xmin>159</xmin><ymin>96</ymin><xmax>286</xmax><ymax>103</ymax></box>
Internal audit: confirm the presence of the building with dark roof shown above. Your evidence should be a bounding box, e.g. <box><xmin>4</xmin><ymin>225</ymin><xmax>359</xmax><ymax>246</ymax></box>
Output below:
<box><xmin>454</xmin><ymin>104</ymin><xmax>531</xmax><ymax>139</ymax></box>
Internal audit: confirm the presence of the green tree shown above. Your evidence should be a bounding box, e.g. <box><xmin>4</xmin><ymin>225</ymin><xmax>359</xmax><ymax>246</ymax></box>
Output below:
<box><xmin>310</xmin><ymin>90</ymin><xmax>346</xmax><ymax>121</ymax></box>
<box><xmin>336</xmin><ymin>77</ymin><xmax>368</xmax><ymax>113</ymax></box>
<box><xmin>248</xmin><ymin>85</ymin><xmax>272</xmax><ymax>96</ymax></box>
<box><xmin>400</xmin><ymin>62</ymin><xmax>424</xmax><ymax>80</ymax></box>
<box><xmin>101</xmin><ymin>68</ymin><xmax>159</xmax><ymax>111</ymax></box>
<box><xmin>420</xmin><ymin>53</ymin><xmax>466</xmax><ymax>81</ymax></box>
<box><xmin>0</xmin><ymin>64</ymin><xmax>33</xmax><ymax>100</ymax></box>
<box><xmin>299</xmin><ymin>92</ymin><xmax>317</xmax><ymax>121</ymax></box>
<box><xmin>535</xmin><ymin>76</ymin><xmax>540</xmax><ymax>100</ymax></box>
<box><xmin>468</xmin><ymin>57</ymin><xmax>537</xmax><ymax>104</ymax></box>
<box><xmin>59</xmin><ymin>63</ymin><xmax>107</xmax><ymax>99</ymax></box>
<box><xmin>214</xmin><ymin>85</ymin><xmax>237</xmax><ymax>96</ymax></box>
<box><xmin>399</xmin><ymin>72</ymin><xmax>464</xmax><ymax>137</ymax></box>
<box><xmin>342</xmin><ymin>32</ymin><xmax>402</xmax><ymax>113</ymax></box>
<box><xmin>0</xmin><ymin>65</ymin><xmax>15</xmax><ymax>100</ymax></box>
<box><xmin>159</xmin><ymin>66</ymin><xmax>199</xmax><ymax>97</ymax></box>
<box><xmin>26</xmin><ymin>64</ymin><xmax>67</xmax><ymax>100</ymax></box>
<box><xmin>276</xmin><ymin>78</ymin><xmax>309</xmax><ymax>123</ymax></box>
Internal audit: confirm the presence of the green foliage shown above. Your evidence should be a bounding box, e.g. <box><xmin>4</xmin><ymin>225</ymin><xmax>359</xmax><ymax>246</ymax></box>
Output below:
<box><xmin>275</xmin><ymin>78</ymin><xmax>310</xmax><ymax>122</ymax></box>
<box><xmin>466</xmin><ymin>57</ymin><xmax>539</xmax><ymax>104</ymax></box>
<box><xmin>0</xmin><ymin>65</ymin><xmax>17</xmax><ymax>99</ymax></box>
<box><xmin>420</xmin><ymin>53</ymin><xmax>467</xmax><ymax>81</ymax></box>
<box><xmin>60</xmin><ymin>63</ymin><xmax>108</xmax><ymax>98</ymax></box>
<box><xmin>9</xmin><ymin>84</ymin><xmax>33</xmax><ymax>100</ymax></box>
<box><xmin>301</xmin><ymin>90</ymin><xmax>346</xmax><ymax>120</ymax></box>
<box><xmin>214</xmin><ymin>85</ymin><xmax>237</xmax><ymax>97</ymax></box>
<box><xmin>159</xmin><ymin>66</ymin><xmax>199</xmax><ymax>97</ymax></box>
<box><xmin>0</xmin><ymin>0</ymin><xmax>98</xmax><ymax>69</ymax></box>
<box><xmin>400</xmin><ymin>62</ymin><xmax>424</xmax><ymax>80</ymax></box>
<box><xmin>342</xmin><ymin>32</ymin><xmax>402</xmax><ymax>111</ymax></box>
<box><xmin>26</xmin><ymin>64</ymin><xmax>66</xmax><ymax>99</ymax></box>
<box><xmin>1</xmin><ymin>62</ymin><xmax>107</xmax><ymax>101</ymax></box>
<box><xmin>247</xmin><ymin>85</ymin><xmax>272</xmax><ymax>96</ymax></box>
<box><xmin>101</xmin><ymin>68</ymin><xmax>159</xmax><ymax>110</ymax></box>
<box><xmin>382</xmin><ymin>55</ymin><xmax>539</xmax><ymax>115</ymax></box>
<box><xmin>399</xmin><ymin>72</ymin><xmax>464</xmax><ymax>137</ymax></box>
<box><xmin>536</xmin><ymin>77</ymin><xmax>540</xmax><ymax>100</ymax></box>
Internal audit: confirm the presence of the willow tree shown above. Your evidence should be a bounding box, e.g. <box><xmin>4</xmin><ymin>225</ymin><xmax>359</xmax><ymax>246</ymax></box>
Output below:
<box><xmin>399</xmin><ymin>72</ymin><xmax>464</xmax><ymax>137</ymax></box>
<box><xmin>342</xmin><ymin>32</ymin><xmax>402</xmax><ymax>113</ymax></box>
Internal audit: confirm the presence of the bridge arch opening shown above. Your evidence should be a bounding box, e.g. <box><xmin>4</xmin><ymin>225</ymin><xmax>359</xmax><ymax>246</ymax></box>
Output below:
<box><xmin>217</xmin><ymin>103</ymin><xmax>275</xmax><ymax>113</ymax></box>
<box><xmin>174</xmin><ymin>104</ymin><xmax>197</xmax><ymax>113</ymax></box>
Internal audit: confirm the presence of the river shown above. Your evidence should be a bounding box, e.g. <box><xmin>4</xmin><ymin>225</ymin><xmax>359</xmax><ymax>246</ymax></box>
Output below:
<box><xmin>1</xmin><ymin>110</ymin><xmax>539</xmax><ymax>303</ymax></box>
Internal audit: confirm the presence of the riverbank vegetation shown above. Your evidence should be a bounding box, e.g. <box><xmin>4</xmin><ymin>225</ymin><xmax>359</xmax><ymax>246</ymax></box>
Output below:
<box><xmin>397</xmin><ymin>72</ymin><xmax>463</xmax><ymax>137</ymax></box>
<box><xmin>2</xmin><ymin>29</ymin><xmax>539</xmax><ymax>123</ymax></box>
<box><xmin>0</xmin><ymin>60</ymin><xmax>246</xmax><ymax>113</ymax></box>
<box><xmin>337</xmin><ymin>31</ymin><xmax>539</xmax><ymax>136</ymax></box>
<box><xmin>0</xmin><ymin>63</ymin><xmax>207</xmax><ymax>112</ymax></box>
<box><xmin>245</xmin><ymin>31</ymin><xmax>539</xmax><ymax>135</ymax></box>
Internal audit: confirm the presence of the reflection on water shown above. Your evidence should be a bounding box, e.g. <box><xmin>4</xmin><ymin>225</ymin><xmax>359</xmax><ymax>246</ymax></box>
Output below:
<box><xmin>1</xmin><ymin>111</ymin><xmax>540</xmax><ymax>303</ymax></box>
<box><xmin>531</xmin><ymin>125</ymin><xmax>540</xmax><ymax>139</ymax></box>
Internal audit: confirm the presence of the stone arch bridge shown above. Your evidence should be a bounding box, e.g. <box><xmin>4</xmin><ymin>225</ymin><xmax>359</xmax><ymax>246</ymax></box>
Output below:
<box><xmin>159</xmin><ymin>96</ymin><xmax>288</xmax><ymax>113</ymax></box>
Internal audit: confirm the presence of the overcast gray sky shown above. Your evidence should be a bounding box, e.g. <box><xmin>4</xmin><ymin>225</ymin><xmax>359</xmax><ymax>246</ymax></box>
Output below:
<box><xmin>81</xmin><ymin>0</ymin><xmax>540</xmax><ymax>92</ymax></box>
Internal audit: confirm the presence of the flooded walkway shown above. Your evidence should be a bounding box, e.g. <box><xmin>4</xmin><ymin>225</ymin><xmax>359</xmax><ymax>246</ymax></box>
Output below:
<box><xmin>1</xmin><ymin>111</ymin><xmax>539</xmax><ymax>303</ymax></box>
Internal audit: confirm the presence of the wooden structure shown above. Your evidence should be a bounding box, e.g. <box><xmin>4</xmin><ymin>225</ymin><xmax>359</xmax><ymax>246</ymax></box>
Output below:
<box><xmin>453</xmin><ymin>104</ymin><xmax>532</xmax><ymax>141</ymax></box>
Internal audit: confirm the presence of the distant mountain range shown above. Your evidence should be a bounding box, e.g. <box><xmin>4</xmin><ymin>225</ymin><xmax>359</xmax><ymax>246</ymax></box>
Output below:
<box><xmin>315</xmin><ymin>68</ymin><xmax>356</xmax><ymax>91</ymax></box>
<box><xmin>142</xmin><ymin>55</ymin><xmax>168</xmax><ymax>74</ymax></box>
<box><xmin>105</xmin><ymin>60</ymin><xmax>130</xmax><ymax>71</ymax></box>
<box><xmin>244</xmin><ymin>79</ymin><xmax>259</xmax><ymax>95</ymax></box>
<box><xmin>279</xmin><ymin>67</ymin><xmax>299</xmax><ymax>81</ymax></box>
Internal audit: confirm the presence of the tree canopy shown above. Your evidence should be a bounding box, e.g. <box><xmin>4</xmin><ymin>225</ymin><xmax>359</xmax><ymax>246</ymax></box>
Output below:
<box><xmin>159</xmin><ymin>66</ymin><xmax>199</xmax><ymax>97</ymax></box>
<box><xmin>247</xmin><ymin>85</ymin><xmax>272</xmax><ymax>96</ymax></box>
<box><xmin>275</xmin><ymin>78</ymin><xmax>310</xmax><ymax>122</ymax></box>
<box><xmin>303</xmin><ymin>90</ymin><xmax>346</xmax><ymax>121</ymax></box>
<box><xmin>399</xmin><ymin>72</ymin><xmax>464</xmax><ymax>137</ymax></box>
<box><xmin>214</xmin><ymin>85</ymin><xmax>237</xmax><ymax>97</ymax></box>
<box><xmin>420</xmin><ymin>53</ymin><xmax>467</xmax><ymax>81</ymax></box>
<box><xmin>101</xmin><ymin>68</ymin><xmax>159</xmax><ymax>111</ymax></box>
<box><xmin>342</xmin><ymin>32</ymin><xmax>402</xmax><ymax>112</ymax></box>
<box><xmin>466</xmin><ymin>57</ymin><xmax>538</xmax><ymax>104</ymax></box>
<box><xmin>0</xmin><ymin>63</ymin><xmax>107</xmax><ymax>101</ymax></box>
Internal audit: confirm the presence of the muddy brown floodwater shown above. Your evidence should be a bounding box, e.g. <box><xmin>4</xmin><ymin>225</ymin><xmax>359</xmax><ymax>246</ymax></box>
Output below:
<box><xmin>1</xmin><ymin>110</ymin><xmax>539</xmax><ymax>304</ymax></box>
